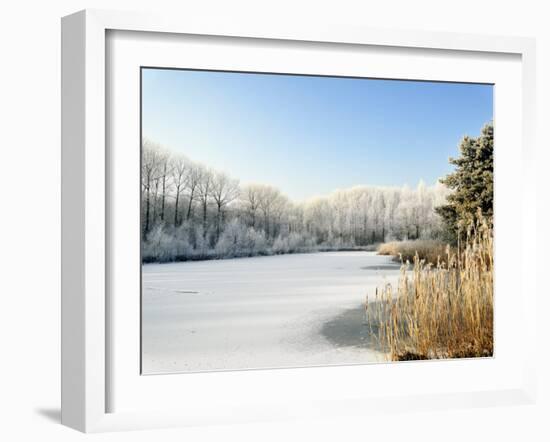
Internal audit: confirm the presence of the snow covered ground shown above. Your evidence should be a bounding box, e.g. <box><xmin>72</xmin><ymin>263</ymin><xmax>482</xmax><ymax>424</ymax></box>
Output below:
<box><xmin>142</xmin><ymin>251</ymin><xmax>401</xmax><ymax>374</ymax></box>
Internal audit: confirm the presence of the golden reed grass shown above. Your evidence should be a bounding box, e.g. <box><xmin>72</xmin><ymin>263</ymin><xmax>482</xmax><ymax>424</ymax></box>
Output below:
<box><xmin>378</xmin><ymin>240</ymin><xmax>449</xmax><ymax>266</ymax></box>
<box><xmin>367</xmin><ymin>215</ymin><xmax>493</xmax><ymax>360</ymax></box>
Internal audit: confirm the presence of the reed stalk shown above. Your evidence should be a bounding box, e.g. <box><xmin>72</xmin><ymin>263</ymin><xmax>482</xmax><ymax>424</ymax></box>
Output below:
<box><xmin>368</xmin><ymin>213</ymin><xmax>493</xmax><ymax>360</ymax></box>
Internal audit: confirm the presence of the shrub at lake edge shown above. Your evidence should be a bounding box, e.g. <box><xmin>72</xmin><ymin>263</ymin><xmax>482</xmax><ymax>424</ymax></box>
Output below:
<box><xmin>377</xmin><ymin>240</ymin><xmax>450</xmax><ymax>266</ymax></box>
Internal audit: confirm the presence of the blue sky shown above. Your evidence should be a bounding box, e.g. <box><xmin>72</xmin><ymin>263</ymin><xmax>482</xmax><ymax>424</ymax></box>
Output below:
<box><xmin>142</xmin><ymin>68</ymin><xmax>493</xmax><ymax>201</ymax></box>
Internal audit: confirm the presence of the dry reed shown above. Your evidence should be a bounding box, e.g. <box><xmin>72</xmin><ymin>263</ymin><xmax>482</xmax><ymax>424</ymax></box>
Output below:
<box><xmin>367</xmin><ymin>215</ymin><xmax>493</xmax><ymax>361</ymax></box>
<box><xmin>378</xmin><ymin>239</ymin><xmax>449</xmax><ymax>266</ymax></box>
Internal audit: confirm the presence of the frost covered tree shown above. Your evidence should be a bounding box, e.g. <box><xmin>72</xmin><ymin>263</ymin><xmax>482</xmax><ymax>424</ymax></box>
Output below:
<box><xmin>241</xmin><ymin>184</ymin><xmax>261</xmax><ymax>228</ymax></box>
<box><xmin>141</xmin><ymin>138</ymin><xmax>163</xmax><ymax>238</ymax></box>
<box><xmin>156</xmin><ymin>149</ymin><xmax>172</xmax><ymax>223</ymax></box>
<box><xmin>171</xmin><ymin>154</ymin><xmax>188</xmax><ymax>226</ymax></box>
<box><xmin>141</xmin><ymin>138</ymin><xmax>452</xmax><ymax>263</ymax></box>
<box><xmin>197</xmin><ymin>168</ymin><xmax>214</xmax><ymax>236</ymax></box>
<box><xmin>256</xmin><ymin>185</ymin><xmax>283</xmax><ymax>239</ymax></box>
<box><xmin>185</xmin><ymin>163</ymin><xmax>202</xmax><ymax>221</ymax></box>
<box><xmin>211</xmin><ymin>172</ymin><xmax>240</xmax><ymax>241</ymax></box>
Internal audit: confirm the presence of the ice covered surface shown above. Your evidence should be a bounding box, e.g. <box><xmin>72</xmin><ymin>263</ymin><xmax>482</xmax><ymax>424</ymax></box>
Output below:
<box><xmin>142</xmin><ymin>251</ymin><xmax>401</xmax><ymax>373</ymax></box>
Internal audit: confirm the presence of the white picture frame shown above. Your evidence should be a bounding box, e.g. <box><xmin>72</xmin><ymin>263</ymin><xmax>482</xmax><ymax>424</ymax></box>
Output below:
<box><xmin>61</xmin><ymin>9</ymin><xmax>537</xmax><ymax>433</ymax></box>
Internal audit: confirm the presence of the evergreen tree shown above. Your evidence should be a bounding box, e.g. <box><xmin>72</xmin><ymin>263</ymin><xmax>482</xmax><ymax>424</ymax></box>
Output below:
<box><xmin>436</xmin><ymin>122</ymin><xmax>494</xmax><ymax>241</ymax></box>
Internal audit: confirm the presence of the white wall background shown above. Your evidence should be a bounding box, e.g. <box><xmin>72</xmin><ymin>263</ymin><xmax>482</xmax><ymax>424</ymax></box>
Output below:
<box><xmin>0</xmin><ymin>1</ymin><xmax>548</xmax><ymax>441</ymax></box>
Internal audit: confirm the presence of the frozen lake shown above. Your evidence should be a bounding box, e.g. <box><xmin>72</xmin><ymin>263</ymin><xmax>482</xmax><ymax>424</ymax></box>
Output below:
<box><xmin>142</xmin><ymin>251</ymin><xmax>401</xmax><ymax>374</ymax></box>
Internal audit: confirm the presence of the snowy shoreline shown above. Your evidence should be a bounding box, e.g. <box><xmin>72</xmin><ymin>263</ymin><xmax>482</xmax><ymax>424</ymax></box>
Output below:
<box><xmin>141</xmin><ymin>244</ymin><xmax>379</xmax><ymax>264</ymax></box>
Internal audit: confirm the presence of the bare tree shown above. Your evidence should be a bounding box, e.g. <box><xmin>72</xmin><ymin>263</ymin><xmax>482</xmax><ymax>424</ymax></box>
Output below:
<box><xmin>241</xmin><ymin>184</ymin><xmax>262</xmax><ymax>228</ymax></box>
<box><xmin>256</xmin><ymin>185</ymin><xmax>282</xmax><ymax>239</ymax></box>
<box><xmin>271</xmin><ymin>194</ymin><xmax>291</xmax><ymax>238</ymax></box>
<box><xmin>158</xmin><ymin>150</ymin><xmax>172</xmax><ymax>222</ymax></box>
<box><xmin>185</xmin><ymin>163</ymin><xmax>203</xmax><ymax>221</ymax></box>
<box><xmin>211</xmin><ymin>172</ymin><xmax>240</xmax><ymax>241</ymax></box>
<box><xmin>151</xmin><ymin>175</ymin><xmax>161</xmax><ymax>222</ymax></box>
<box><xmin>171</xmin><ymin>154</ymin><xmax>188</xmax><ymax>226</ymax></box>
<box><xmin>141</xmin><ymin>138</ymin><xmax>162</xmax><ymax>238</ymax></box>
<box><xmin>197</xmin><ymin>168</ymin><xmax>214</xmax><ymax>235</ymax></box>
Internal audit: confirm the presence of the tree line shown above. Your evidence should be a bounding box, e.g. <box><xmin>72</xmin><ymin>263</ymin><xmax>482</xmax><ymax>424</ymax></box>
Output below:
<box><xmin>141</xmin><ymin>138</ymin><xmax>450</xmax><ymax>262</ymax></box>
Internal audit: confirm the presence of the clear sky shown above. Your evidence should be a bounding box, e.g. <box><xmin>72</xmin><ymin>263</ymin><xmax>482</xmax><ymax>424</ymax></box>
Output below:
<box><xmin>142</xmin><ymin>68</ymin><xmax>493</xmax><ymax>201</ymax></box>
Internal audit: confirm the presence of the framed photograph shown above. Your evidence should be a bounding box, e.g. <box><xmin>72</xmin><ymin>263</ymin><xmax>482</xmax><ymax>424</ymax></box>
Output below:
<box><xmin>61</xmin><ymin>9</ymin><xmax>537</xmax><ymax>432</ymax></box>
